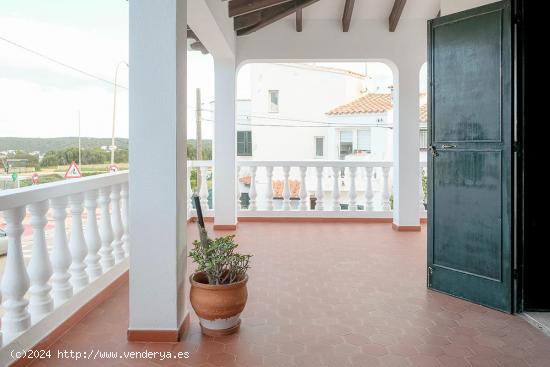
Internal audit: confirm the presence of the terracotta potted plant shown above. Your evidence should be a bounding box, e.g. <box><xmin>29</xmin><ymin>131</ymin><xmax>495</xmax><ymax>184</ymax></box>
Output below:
<box><xmin>189</xmin><ymin>196</ymin><xmax>251</xmax><ymax>336</ymax></box>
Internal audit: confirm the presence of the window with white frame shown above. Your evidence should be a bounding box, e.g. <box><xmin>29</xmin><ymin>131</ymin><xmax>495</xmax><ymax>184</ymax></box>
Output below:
<box><xmin>268</xmin><ymin>90</ymin><xmax>279</xmax><ymax>113</ymax></box>
<box><xmin>357</xmin><ymin>129</ymin><xmax>372</xmax><ymax>153</ymax></box>
<box><xmin>315</xmin><ymin>136</ymin><xmax>325</xmax><ymax>157</ymax></box>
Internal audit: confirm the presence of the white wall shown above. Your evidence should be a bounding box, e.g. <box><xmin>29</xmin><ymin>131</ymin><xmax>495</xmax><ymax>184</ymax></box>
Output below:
<box><xmin>245</xmin><ymin>63</ymin><xmax>364</xmax><ymax>161</ymax></box>
<box><xmin>440</xmin><ymin>0</ymin><xmax>500</xmax><ymax>15</ymax></box>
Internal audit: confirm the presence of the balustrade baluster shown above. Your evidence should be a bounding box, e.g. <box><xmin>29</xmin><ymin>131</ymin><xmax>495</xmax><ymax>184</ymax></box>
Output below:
<box><xmin>299</xmin><ymin>166</ymin><xmax>308</xmax><ymax>210</ymax></box>
<box><xmin>110</xmin><ymin>184</ymin><xmax>125</xmax><ymax>262</ymax></box>
<box><xmin>50</xmin><ymin>197</ymin><xmax>73</xmax><ymax>305</ymax></box>
<box><xmin>249</xmin><ymin>166</ymin><xmax>257</xmax><ymax>211</ymax></box>
<box><xmin>27</xmin><ymin>200</ymin><xmax>53</xmax><ymax>320</ymax></box>
<box><xmin>68</xmin><ymin>193</ymin><xmax>89</xmax><ymax>290</ymax></box>
<box><xmin>98</xmin><ymin>187</ymin><xmax>114</xmax><ymax>271</ymax></box>
<box><xmin>365</xmin><ymin>167</ymin><xmax>374</xmax><ymax>211</ymax></box>
<box><xmin>349</xmin><ymin>166</ymin><xmax>357</xmax><ymax>211</ymax></box>
<box><xmin>121</xmin><ymin>182</ymin><xmax>130</xmax><ymax>257</ymax></box>
<box><xmin>186</xmin><ymin>166</ymin><xmax>192</xmax><ymax>216</ymax></box>
<box><xmin>84</xmin><ymin>190</ymin><xmax>102</xmax><ymax>280</ymax></box>
<box><xmin>382</xmin><ymin>167</ymin><xmax>391</xmax><ymax>211</ymax></box>
<box><xmin>315</xmin><ymin>166</ymin><xmax>324</xmax><ymax>211</ymax></box>
<box><xmin>199</xmin><ymin>166</ymin><xmax>209</xmax><ymax>209</ymax></box>
<box><xmin>419</xmin><ymin>166</ymin><xmax>426</xmax><ymax>211</ymax></box>
<box><xmin>282</xmin><ymin>166</ymin><xmax>291</xmax><ymax>210</ymax></box>
<box><xmin>332</xmin><ymin>167</ymin><xmax>341</xmax><ymax>211</ymax></box>
<box><xmin>265</xmin><ymin>166</ymin><xmax>274</xmax><ymax>211</ymax></box>
<box><xmin>1</xmin><ymin>206</ymin><xmax>31</xmax><ymax>338</ymax></box>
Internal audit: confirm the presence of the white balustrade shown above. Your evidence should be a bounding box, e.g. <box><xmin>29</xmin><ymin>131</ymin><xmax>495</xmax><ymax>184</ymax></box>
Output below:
<box><xmin>282</xmin><ymin>166</ymin><xmax>291</xmax><ymax>210</ymax></box>
<box><xmin>0</xmin><ymin>171</ymin><xmax>129</xmax><ymax>352</ymax></box>
<box><xmin>299</xmin><ymin>166</ymin><xmax>308</xmax><ymax>210</ymax></box>
<box><xmin>84</xmin><ymin>190</ymin><xmax>102</xmax><ymax>280</ymax></box>
<box><xmin>98</xmin><ymin>187</ymin><xmax>114</xmax><ymax>271</ymax></box>
<box><xmin>348</xmin><ymin>167</ymin><xmax>357</xmax><ymax>211</ymax></box>
<box><xmin>27</xmin><ymin>200</ymin><xmax>53</xmax><ymax>320</ymax></box>
<box><xmin>50</xmin><ymin>196</ymin><xmax>73</xmax><ymax>305</ymax></box>
<box><xmin>229</xmin><ymin>161</ymin><xmax>394</xmax><ymax>218</ymax></box>
<box><xmin>248</xmin><ymin>166</ymin><xmax>258</xmax><ymax>211</ymax></box>
<box><xmin>120</xmin><ymin>182</ymin><xmax>130</xmax><ymax>257</ymax></box>
<box><xmin>1</xmin><ymin>206</ymin><xmax>31</xmax><ymax>340</ymax></box>
<box><xmin>381</xmin><ymin>166</ymin><xmax>391</xmax><ymax>211</ymax></box>
<box><xmin>187</xmin><ymin>161</ymin><xmax>214</xmax><ymax>216</ymax></box>
<box><xmin>110</xmin><ymin>184</ymin><xmax>125</xmax><ymax>262</ymax></box>
<box><xmin>68</xmin><ymin>193</ymin><xmax>89</xmax><ymax>291</ymax></box>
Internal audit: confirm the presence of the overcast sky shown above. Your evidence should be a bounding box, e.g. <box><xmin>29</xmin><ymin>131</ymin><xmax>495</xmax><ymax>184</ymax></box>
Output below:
<box><xmin>0</xmin><ymin>1</ymin><xmax>425</xmax><ymax>141</ymax></box>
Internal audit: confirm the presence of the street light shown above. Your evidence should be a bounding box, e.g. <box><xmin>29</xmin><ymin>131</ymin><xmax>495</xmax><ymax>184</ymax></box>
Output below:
<box><xmin>111</xmin><ymin>61</ymin><xmax>129</xmax><ymax>165</ymax></box>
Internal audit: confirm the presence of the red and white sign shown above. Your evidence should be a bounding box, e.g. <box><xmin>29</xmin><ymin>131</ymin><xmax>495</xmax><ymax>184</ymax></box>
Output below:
<box><xmin>31</xmin><ymin>172</ymin><xmax>39</xmax><ymax>185</ymax></box>
<box><xmin>65</xmin><ymin>161</ymin><xmax>82</xmax><ymax>178</ymax></box>
<box><xmin>108</xmin><ymin>164</ymin><xmax>119</xmax><ymax>173</ymax></box>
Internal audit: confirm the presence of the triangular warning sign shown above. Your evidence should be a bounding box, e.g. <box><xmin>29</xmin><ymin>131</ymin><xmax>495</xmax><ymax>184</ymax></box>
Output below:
<box><xmin>65</xmin><ymin>161</ymin><xmax>82</xmax><ymax>178</ymax></box>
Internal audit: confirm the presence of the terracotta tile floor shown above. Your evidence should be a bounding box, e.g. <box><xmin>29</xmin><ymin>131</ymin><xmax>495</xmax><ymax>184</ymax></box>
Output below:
<box><xmin>30</xmin><ymin>222</ymin><xmax>550</xmax><ymax>367</ymax></box>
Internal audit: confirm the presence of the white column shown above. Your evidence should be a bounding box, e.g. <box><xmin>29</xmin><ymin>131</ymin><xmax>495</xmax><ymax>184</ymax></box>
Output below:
<box><xmin>349</xmin><ymin>166</ymin><xmax>357</xmax><ymax>211</ymax></box>
<box><xmin>1</xmin><ymin>206</ymin><xmax>31</xmax><ymax>339</ymax></box>
<box><xmin>315</xmin><ymin>166</ymin><xmax>324</xmax><ymax>211</ymax></box>
<box><xmin>393</xmin><ymin>62</ymin><xmax>421</xmax><ymax>228</ymax></box>
<box><xmin>299</xmin><ymin>166</ymin><xmax>308</xmax><ymax>210</ymax></box>
<box><xmin>248</xmin><ymin>166</ymin><xmax>257</xmax><ymax>211</ymax></box>
<box><xmin>282</xmin><ymin>166</ymin><xmax>291</xmax><ymax>210</ymax></box>
<box><xmin>110</xmin><ymin>184</ymin><xmax>125</xmax><ymax>262</ymax></box>
<box><xmin>27</xmin><ymin>200</ymin><xmax>53</xmax><ymax>320</ymax></box>
<box><xmin>120</xmin><ymin>182</ymin><xmax>130</xmax><ymax>257</ymax></box>
<box><xmin>129</xmin><ymin>0</ymin><xmax>187</xmax><ymax>335</ymax></box>
<box><xmin>332</xmin><ymin>167</ymin><xmax>341</xmax><ymax>211</ymax></box>
<box><xmin>50</xmin><ymin>196</ymin><xmax>73</xmax><ymax>305</ymax></box>
<box><xmin>265</xmin><ymin>166</ymin><xmax>274</xmax><ymax>211</ymax></box>
<box><xmin>68</xmin><ymin>193</ymin><xmax>89</xmax><ymax>291</ymax></box>
<box><xmin>213</xmin><ymin>57</ymin><xmax>237</xmax><ymax>228</ymax></box>
<box><xmin>98</xmin><ymin>187</ymin><xmax>114</xmax><ymax>271</ymax></box>
<box><xmin>84</xmin><ymin>190</ymin><xmax>103</xmax><ymax>280</ymax></box>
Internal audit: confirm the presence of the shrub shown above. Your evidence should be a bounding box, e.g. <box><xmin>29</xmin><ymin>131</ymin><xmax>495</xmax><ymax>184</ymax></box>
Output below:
<box><xmin>189</xmin><ymin>235</ymin><xmax>251</xmax><ymax>285</ymax></box>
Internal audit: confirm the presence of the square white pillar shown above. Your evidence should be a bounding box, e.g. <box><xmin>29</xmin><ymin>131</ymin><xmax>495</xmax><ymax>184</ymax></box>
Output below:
<box><xmin>128</xmin><ymin>0</ymin><xmax>188</xmax><ymax>340</ymax></box>
<box><xmin>392</xmin><ymin>63</ymin><xmax>421</xmax><ymax>231</ymax></box>
<box><xmin>213</xmin><ymin>58</ymin><xmax>237</xmax><ymax>229</ymax></box>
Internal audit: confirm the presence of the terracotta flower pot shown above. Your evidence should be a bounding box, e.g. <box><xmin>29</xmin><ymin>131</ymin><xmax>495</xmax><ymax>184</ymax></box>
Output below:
<box><xmin>189</xmin><ymin>272</ymin><xmax>248</xmax><ymax>336</ymax></box>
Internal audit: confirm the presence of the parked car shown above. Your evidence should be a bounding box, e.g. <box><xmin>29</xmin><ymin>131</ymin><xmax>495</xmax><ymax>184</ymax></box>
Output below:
<box><xmin>0</xmin><ymin>228</ymin><xmax>7</xmax><ymax>256</ymax></box>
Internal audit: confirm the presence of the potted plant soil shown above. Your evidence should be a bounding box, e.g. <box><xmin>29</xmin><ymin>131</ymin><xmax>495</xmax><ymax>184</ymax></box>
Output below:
<box><xmin>189</xmin><ymin>196</ymin><xmax>252</xmax><ymax>336</ymax></box>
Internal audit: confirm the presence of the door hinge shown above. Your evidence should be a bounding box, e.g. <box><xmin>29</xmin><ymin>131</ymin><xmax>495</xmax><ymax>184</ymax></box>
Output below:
<box><xmin>427</xmin><ymin>266</ymin><xmax>434</xmax><ymax>287</ymax></box>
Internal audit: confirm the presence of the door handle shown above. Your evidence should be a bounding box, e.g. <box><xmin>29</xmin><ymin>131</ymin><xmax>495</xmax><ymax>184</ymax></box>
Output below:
<box><xmin>429</xmin><ymin>145</ymin><xmax>438</xmax><ymax>157</ymax></box>
<box><xmin>441</xmin><ymin>144</ymin><xmax>457</xmax><ymax>149</ymax></box>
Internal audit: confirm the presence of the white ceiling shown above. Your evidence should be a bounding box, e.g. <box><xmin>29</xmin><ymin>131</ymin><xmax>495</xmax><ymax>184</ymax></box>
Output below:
<box><xmin>302</xmin><ymin>0</ymin><xmax>440</xmax><ymax>20</ymax></box>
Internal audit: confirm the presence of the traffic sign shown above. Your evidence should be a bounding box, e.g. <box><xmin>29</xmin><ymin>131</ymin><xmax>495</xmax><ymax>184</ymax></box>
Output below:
<box><xmin>65</xmin><ymin>161</ymin><xmax>82</xmax><ymax>178</ymax></box>
<box><xmin>31</xmin><ymin>173</ymin><xmax>39</xmax><ymax>185</ymax></box>
<box><xmin>108</xmin><ymin>164</ymin><xmax>119</xmax><ymax>173</ymax></box>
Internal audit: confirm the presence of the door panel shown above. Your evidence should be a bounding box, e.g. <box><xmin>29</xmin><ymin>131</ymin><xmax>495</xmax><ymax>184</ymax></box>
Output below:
<box><xmin>428</xmin><ymin>1</ymin><xmax>513</xmax><ymax>312</ymax></box>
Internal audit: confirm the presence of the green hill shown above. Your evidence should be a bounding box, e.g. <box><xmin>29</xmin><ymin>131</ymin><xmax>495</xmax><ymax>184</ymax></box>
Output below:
<box><xmin>0</xmin><ymin>137</ymin><xmax>129</xmax><ymax>153</ymax></box>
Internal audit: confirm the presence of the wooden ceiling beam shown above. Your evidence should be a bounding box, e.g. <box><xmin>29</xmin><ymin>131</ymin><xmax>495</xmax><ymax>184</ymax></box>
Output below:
<box><xmin>389</xmin><ymin>0</ymin><xmax>408</xmax><ymax>32</ymax></box>
<box><xmin>235</xmin><ymin>0</ymin><xmax>319</xmax><ymax>36</ymax></box>
<box><xmin>228</xmin><ymin>0</ymin><xmax>293</xmax><ymax>18</ymax></box>
<box><xmin>342</xmin><ymin>0</ymin><xmax>355</xmax><ymax>32</ymax></box>
<box><xmin>296</xmin><ymin>7</ymin><xmax>302</xmax><ymax>32</ymax></box>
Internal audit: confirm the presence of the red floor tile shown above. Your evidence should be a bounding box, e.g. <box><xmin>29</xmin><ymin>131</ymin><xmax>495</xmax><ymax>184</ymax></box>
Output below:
<box><xmin>27</xmin><ymin>222</ymin><xmax>550</xmax><ymax>367</ymax></box>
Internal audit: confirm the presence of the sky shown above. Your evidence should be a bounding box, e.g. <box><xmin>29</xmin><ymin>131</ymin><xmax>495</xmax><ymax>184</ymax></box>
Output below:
<box><xmin>0</xmin><ymin>1</ymin><xmax>426</xmax><ymax>141</ymax></box>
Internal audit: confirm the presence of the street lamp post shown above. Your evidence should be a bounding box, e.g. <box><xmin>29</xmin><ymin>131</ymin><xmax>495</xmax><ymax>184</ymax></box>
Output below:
<box><xmin>111</xmin><ymin>61</ymin><xmax>129</xmax><ymax>165</ymax></box>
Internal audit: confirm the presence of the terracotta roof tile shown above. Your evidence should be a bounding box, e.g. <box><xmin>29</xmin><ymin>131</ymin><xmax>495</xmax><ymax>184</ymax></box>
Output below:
<box><xmin>326</xmin><ymin>93</ymin><xmax>392</xmax><ymax>115</ymax></box>
<box><xmin>327</xmin><ymin>93</ymin><xmax>429</xmax><ymax>122</ymax></box>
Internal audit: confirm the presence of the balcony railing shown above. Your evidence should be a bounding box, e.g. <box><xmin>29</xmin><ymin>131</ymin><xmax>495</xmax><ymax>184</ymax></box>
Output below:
<box><xmin>187</xmin><ymin>160</ymin><xmax>427</xmax><ymax>219</ymax></box>
<box><xmin>0</xmin><ymin>172</ymin><xmax>129</xmax><ymax>361</ymax></box>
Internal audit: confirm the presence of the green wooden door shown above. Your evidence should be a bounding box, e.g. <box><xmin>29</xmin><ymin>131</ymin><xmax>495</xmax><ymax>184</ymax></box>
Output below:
<box><xmin>427</xmin><ymin>1</ymin><xmax>513</xmax><ymax>312</ymax></box>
